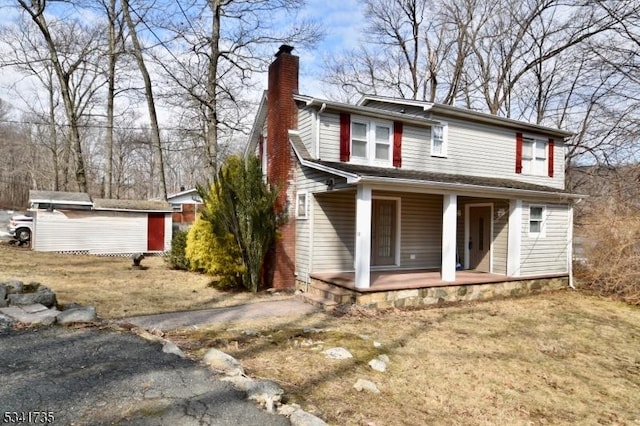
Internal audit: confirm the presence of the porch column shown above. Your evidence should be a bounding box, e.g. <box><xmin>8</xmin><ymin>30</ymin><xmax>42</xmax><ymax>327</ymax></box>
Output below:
<box><xmin>355</xmin><ymin>184</ymin><xmax>372</xmax><ymax>289</ymax></box>
<box><xmin>507</xmin><ymin>199</ymin><xmax>522</xmax><ymax>277</ymax></box>
<box><xmin>441</xmin><ymin>193</ymin><xmax>457</xmax><ymax>282</ymax></box>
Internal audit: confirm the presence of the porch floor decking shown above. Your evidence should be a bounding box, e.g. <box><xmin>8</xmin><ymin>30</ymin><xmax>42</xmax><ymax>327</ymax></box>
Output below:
<box><xmin>311</xmin><ymin>270</ymin><xmax>511</xmax><ymax>293</ymax></box>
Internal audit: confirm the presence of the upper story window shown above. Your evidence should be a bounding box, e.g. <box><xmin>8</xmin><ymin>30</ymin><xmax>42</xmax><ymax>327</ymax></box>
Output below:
<box><xmin>431</xmin><ymin>122</ymin><xmax>448</xmax><ymax>157</ymax></box>
<box><xmin>350</xmin><ymin>117</ymin><xmax>393</xmax><ymax>166</ymax></box>
<box><xmin>522</xmin><ymin>137</ymin><xmax>547</xmax><ymax>175</ymax></box>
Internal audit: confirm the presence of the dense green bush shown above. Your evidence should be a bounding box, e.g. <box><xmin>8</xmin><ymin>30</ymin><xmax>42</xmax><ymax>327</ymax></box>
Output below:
<box><xmin>186</xmin><ymin>155</ymin><xmax>282</xmax><ymax>292</ymax></box>
<box><xmin>166</xmin><ymin>229</ymin><xmax>189</xmax><ymax>270</ymax></box>
<box><xmin>185</xmin><ymin>216</ymin><xmax>245</xmax><ymax>289</ymax></box>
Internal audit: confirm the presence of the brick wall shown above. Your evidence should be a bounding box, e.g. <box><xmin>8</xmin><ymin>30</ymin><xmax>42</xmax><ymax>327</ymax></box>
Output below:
<box><xmin>266</xmin><ymin>45</ymin><xmax>299</xmax><ymax>289</ymax></box>
<box><xmin>172</xmin><ymin>203</ymin><xmax>202</xmax><ymax>224</ymax></box>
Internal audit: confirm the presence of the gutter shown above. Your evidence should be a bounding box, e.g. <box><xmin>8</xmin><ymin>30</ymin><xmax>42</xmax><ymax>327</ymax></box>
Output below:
<box><xmin>294</xmin><ymin>95</ymin><xmax>441</xmax><ymax>127</ymax></box>
<box><xmin>354</xmin><ymin>175</ymin><xmax>584</xmax><ymax>200</ymax></box>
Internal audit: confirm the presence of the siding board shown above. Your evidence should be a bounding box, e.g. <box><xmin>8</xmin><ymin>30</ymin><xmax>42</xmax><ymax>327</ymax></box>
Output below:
<box><xmin>312</xmin><ymin>107</ymin><xmax>566</xmax><ymax>190</ymax></box>
<box><xmin>520</xmin><ymin>203</ymin><xmax>569</xmax><ymax>275</ymax></box>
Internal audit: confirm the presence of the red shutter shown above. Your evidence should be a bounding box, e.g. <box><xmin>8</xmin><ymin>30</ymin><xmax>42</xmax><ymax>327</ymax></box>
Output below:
<box><xmin>340</xmin><ymin>113</ymin><xmax>351</xmax><ymax>162</ymax></box>
<box><xmin>393</xmin><ymin>121</ymin><xmax>403</xmax><ymax>168</ymax></box>
<box><xmin>515</xmin><ymin>132</ymin><xmax>523</xmax><ymax>174</ymax></box>
<box><xmin>548</xmin><ymin>138</ymin><xmax>554</xmax><ymax>177</ymax></box>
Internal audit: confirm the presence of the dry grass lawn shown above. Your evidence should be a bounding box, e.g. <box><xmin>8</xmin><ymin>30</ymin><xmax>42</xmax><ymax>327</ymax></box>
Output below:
<box><xmin>0</xmin><ymin>243</ymin><xmax>283</xmax><ymax>318</ymax></box>
<box><xmin>1</xmin><ymin>243</ymin><xmax>639</xmax><ymax>425</ymax></box>
<box><xmin>166</xmin><ymin>292</ymin><xmax>640</xmax><ymax>426</ymax></box>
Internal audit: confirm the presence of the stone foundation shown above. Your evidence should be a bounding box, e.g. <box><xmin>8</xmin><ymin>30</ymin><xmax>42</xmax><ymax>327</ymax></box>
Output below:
<box><xmin>301</xmin><ymin>276</ymin><xmax>568</xmax><ymax>309</ymax></box>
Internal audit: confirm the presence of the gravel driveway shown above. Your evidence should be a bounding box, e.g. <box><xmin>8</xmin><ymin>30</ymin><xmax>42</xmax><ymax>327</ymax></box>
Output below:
<box><xmin>0</xmin><ymin>326</ymin><xmax>289</xmax><ymax>425</ymax></box>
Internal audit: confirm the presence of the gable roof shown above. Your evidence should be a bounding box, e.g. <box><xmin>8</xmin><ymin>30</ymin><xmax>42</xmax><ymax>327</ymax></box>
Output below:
<box><xmin>292</xmin><ymin>94</ymin><xmax>441</xmax><ymax>127</ymax></box>
<box><xmin>358</xmin><ymin>94</ymin><xmax>573</xmax><ymax>139</ymax></box>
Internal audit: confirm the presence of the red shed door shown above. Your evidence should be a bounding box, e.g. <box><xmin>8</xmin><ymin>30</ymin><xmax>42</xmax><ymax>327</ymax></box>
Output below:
<box><xmin>147</xmin><ymin>213</ymin><xmax>165</xmax><ymax>251</ymax></box>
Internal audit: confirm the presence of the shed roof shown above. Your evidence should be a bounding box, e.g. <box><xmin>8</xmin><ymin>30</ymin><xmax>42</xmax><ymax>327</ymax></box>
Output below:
<box><xmin>93</xmin><ymin>198</ymin><xmax>172</xmax><ymax>212</ymax></box>
<box><xmin>29</xmin><ymin>190</ymin><xmax>92</xmax><ymax>205</ymax></box>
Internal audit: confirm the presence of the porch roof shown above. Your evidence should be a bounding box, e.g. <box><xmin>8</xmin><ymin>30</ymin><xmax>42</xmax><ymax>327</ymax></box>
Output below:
<box><xmin>291</xmin><ymin>146</ymin><xmax>583</xmax><ymax>199</ymax></box>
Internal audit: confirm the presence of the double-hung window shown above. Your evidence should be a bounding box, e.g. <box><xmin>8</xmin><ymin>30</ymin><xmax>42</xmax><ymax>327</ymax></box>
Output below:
<box><xmin>431</xmin><ymin>122</ymin><xmax>448</xmax><ymax>157</ymax></box>
<box><xmin>529</xmin><ymin>205</ymin><xmax>546</xmax><ymax>236</ymax></box>
<box><xmin>522</xmin><ymin>137</ymin><xmax>547</xmax><ymax>175</ymax></box>
<box><xmin>351</xmin><ymin>117</ymin><xmax>393</xmax><ymax>166</ymax></box>
<box><xmin>296</xmin><ymin>192</ymin><xmax>308</xmax><ymax>219</ymax></box>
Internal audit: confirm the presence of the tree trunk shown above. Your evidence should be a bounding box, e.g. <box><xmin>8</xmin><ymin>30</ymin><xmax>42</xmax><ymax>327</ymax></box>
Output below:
<box><xmin>122</xmin><ymin>0</ymin><xmax>167</xmax><ymax>200</ymax></box>
<box><xmin>104</xmin><ymin>0</ymin><xmax>117</xmax><ymax>199</ymax></box>
<box><xmin>18</xmin><ymin>0</ymin><xmax>88</xmax><ymax>192</ymax></box>
<box><xmin>204</xmin><ymin>0</ymin><xmax>222</xmax><ymax>176</ymax></box>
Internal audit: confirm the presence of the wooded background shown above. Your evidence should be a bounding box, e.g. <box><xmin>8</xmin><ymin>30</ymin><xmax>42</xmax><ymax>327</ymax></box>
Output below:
<box><xmin>0</xmin><ymin>0</ymin><xmax>638</xmax><ymax>208</ymax></box>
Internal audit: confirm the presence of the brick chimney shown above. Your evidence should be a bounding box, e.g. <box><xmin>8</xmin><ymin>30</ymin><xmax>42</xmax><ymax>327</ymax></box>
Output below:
<box><xmin>266</xmin><ymin>45</ymin><xmax>298</xmax><ymax>289</ymax></box>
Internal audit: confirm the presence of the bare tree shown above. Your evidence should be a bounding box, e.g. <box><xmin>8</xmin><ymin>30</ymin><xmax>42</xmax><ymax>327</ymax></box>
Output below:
<box><xmin>151</xmin><ymin>0</ymin><xmax>322</xmax><ymax>175</ymax></box>
<box><xmin>100</xmin><ymin>0</ymin><xmax>126</xmax><ymax>198</ymax></box>
<box><xmin>122</xmin><ymin>0</ymin><xmax>167</xmax><ymax>200</ymax></box>
<box><xmin>14</xmin><ymin>0</ymin><xmax>108</xmax><ymax>192</ymax></box>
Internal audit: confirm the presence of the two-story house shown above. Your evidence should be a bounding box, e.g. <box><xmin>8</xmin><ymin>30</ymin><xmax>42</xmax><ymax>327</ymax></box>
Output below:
<box><xmin>246</xmin><ymin>45</ymin><xmax>580</xmax><ymax>308</ymax></box>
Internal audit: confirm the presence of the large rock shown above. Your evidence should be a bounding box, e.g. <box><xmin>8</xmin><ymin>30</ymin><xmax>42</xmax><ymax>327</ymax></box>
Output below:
<box><xmin>223</xmin><ymin>376</ymin><xmax>284</xmax><ymax>412</ymax></box>
<box><xmin>289</xmin><ymin>410</ymin><xmax>328</xmax><ymax>426</ymax></box>
<box><xmin>8</xmin><ymin>287</ymin><xmax>56</xmax><ymax>308</ymax></box>
<box><xmin>0</xmin><ymin>306</ymin><xmax>59</xmax><ymax>326</ymax></box>
<box><xmin>368</xmin><ymin>358</ymin><xmax>387</xmax><ymax>372</ymax></box>
<box><xmin>322</xmin><ymin>347</ymin><xmax>353</xmax><ymax>360</ymax></box>
<box><xmin>161</xmin><ymin>340</ymin><xmax>185</xmax><ymax>358</ymax></box>
<box><xmin>2</xmin><ymin>280</ymin><xmax>23</xmax><ymax>294</ymax></box>
<box><xmin>354</xmin><ymin>378</ymin><xmax>380</xmax><ymax>394</ymax></box>
<box><xmin>203</xmin><ymin>348</ymin><xmax>244</xmax><ymax>376</ymax></box>
<box><xmin>56</xmin><ymin>307</ymin><xmax>97</xmax><ymax>325</ymax></box>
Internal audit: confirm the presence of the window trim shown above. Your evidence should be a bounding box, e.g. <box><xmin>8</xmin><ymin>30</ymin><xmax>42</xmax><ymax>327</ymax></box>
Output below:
<box><xmin>296</xmin><ymin>191</ymin><xmax>308</xmax><ymax>219</ymax></box>
<box><xmin>528</xmin><ymin>205</ymin><xmax>546</xmax><ymax>237</ymax></box>
<box><xmin>430</xmin><ymin>121</ymin><xmax>448</xmax><ymax>158</ymax></box>
<box><xmin>521</xmin><ymin>135</ymin><xmax>548</xmax><ymax>176</ymax></box>
<box><xmin>171</xmin><ymin>203</ymin><xmax>183</xmax><ymax>213</ymax></box>
<box><xmin>349</xmin><ymin>115</ymin><xmax>394</xmax><ymax>167</ymax></box>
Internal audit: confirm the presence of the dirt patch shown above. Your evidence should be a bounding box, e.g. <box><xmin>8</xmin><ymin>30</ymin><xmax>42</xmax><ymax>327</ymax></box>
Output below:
<box><xmin>0</xmin><ymin>243</ymin><xmax>285</xmax><ymax>319</ymax></box>
<box><xmin>166</xmin><ymin>292</ymin><xmax>640</xmax><ymax>425</ymax></box>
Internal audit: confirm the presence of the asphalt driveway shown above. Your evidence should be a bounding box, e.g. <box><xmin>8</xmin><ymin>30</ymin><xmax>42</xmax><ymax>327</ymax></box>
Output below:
<box><xmin>0</xmin><ymin>326</ymin><xmax>289</xmax><ymax>425</ymax></box>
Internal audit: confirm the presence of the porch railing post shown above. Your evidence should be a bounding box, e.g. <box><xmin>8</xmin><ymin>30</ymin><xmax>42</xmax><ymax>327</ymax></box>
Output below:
<box><xmin>507</xmin><ymin>199</ymin><xmax>522</xmax><ymax>277</ymax></box>
<box><xmin>441</xmin><ymin>193</ymin><xmax>457</xmax><ymax>282</ymax></box>
<box><xmin>355</xmin><ymin>184</ymin><xmax>372</xmax><ymax>289</ymax></box>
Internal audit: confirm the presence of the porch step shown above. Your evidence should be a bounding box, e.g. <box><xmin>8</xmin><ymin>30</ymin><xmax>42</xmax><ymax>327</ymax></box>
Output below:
<box><xmin>308</xmin><ymin>280</ymin><xmax>357</xmax><ymax>304</ymax></box>
<box><xmin>298</xmin><ymin>292</ymin><xmax>338</xmax><ymax>311</ymax></box>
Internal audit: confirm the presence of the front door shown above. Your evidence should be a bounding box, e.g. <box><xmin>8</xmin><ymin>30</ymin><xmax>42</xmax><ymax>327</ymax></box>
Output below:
<box><xmin>371</xmin><ymin>199</ymin><xmax>396</xmax><ymax>266</ymax></box>
<box><xmin>469</xmin><ymin>206</ymin><xmax>491</xmax><ymax>272</ymax></box>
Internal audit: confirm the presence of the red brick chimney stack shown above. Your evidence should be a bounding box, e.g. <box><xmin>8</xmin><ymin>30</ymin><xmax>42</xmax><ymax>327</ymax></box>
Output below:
<box><xmin>266</xmin><ymin>45</ymin><xmax>298</xmax><ymax>289</ymax></box>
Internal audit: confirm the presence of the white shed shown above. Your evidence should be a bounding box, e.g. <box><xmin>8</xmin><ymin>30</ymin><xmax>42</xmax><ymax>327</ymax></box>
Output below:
<box><xmin>30</xmin><ymin>191</ymin><xmax>172</xmax><ymax>255</ymax></box>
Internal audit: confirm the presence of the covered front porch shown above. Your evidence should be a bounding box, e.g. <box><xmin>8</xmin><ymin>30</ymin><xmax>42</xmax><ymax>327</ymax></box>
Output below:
<box><xmin>305</xmin><ymin>269</ymin><xmax>569</xmax><ymax>308</ymax></box>
<box><xmin>312</xmin><ymin>269</ymin><xmax>509</xmax><ymax>292</ymax></box>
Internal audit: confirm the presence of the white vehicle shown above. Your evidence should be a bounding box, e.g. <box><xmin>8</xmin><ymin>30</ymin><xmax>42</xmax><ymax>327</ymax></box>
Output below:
<box><xmin>8</xmin><ymin>212</ymin><xmax>34</xmax><ymax>243</ymax></box>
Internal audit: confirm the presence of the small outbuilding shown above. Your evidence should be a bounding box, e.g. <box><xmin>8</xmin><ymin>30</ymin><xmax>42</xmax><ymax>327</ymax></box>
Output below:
<box><xmin>29</xmin><ymin>190</ymin><xmax>172</xmax><ymax>255</ymax></box>
<box><xmin>167</xmin><ymin>188</ymin><xmax>203</xmax><ymax>229</ymax></box>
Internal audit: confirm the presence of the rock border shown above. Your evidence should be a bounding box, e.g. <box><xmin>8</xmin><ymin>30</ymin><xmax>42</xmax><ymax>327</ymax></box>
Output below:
<box><xmin>0</xmin><ymin>280</ymin><xmax>98</xmax><ymax>327</ymax></box>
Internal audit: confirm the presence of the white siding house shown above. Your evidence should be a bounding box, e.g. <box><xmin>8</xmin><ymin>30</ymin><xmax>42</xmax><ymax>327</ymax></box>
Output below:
<box><xmin>245</xmin><ymin>45</ymin><xmax>581</xmax><ymax>305</ymax></box>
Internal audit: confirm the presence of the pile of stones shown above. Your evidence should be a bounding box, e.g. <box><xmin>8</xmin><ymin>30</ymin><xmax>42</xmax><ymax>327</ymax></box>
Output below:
<box><xmin>0</xmin><ymin>279</ymin><xmax>97</xmax><ymax>328</ymax></box>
